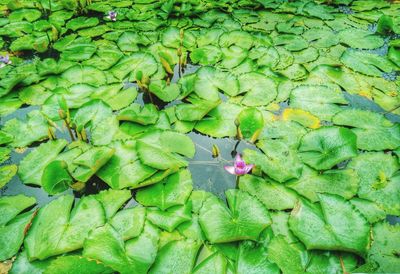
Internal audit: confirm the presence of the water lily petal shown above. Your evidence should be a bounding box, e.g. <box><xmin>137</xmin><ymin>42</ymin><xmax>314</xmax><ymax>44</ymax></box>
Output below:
<box><xmin>224</xmin><ymin>166</ymin><xmax>236</xmax><ymax>175</ymax></box>
<box><xmin>244</xmin><ymin>164</ymin><xmax>254</xmax><ymax>174</ymax></box>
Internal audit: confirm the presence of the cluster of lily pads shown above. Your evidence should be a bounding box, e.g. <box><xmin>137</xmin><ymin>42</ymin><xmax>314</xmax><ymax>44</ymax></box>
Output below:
<box><xmin>1</xmin><ymin>0</ymin><xmax>400</xmax><ymax>273</ymax></box>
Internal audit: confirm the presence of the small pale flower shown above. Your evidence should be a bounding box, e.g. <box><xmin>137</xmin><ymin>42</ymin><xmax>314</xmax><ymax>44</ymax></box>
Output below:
<box><xmin>224</xmin><ymin>154</ymin><xmax>254</xmax><ymax>176</ymax></box>
<box><xmin>107</xmin><ymin>11</ymin><xmax>117</xmax><ymax>21</ymax></box>
<box><xmin>0</xmin><ymin>54</ymin><xmax>11</xmax><ymax>68</ymax></box>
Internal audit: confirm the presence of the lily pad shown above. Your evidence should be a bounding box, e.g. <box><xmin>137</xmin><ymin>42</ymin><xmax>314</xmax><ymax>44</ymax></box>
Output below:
<box><xmin>287</xmin><ymin>166</ymin><xmax>359</xmax><ymax>202</ymax></box>
<box><xmin>290</xmin><ymin>84</ymin><xmax>348</xmax><ymax>121</ymax></box>
<box><xmin>0</xmin><ymin>195</ymin><xmax>36</xmax><ymax>261</ymax></box>
<box><xmin>348</xmin><ymin>152</ymin><xmax>400</xmax><ymax>215</ymax></box>
<box><xmin>289</xmin><ymin>194</ymin><xmax>370</xmax><ymax>255</ymax></box>
<box><xmin>333</xmin><ymin>109</ymin><xmax>400</xmax><ymax>151</ymax></box>
<box><xmin>298</xmin><ymin>127</ymin><xmax>358</xmax><ymax>170</ymax></box>
<box><xmin>1</xmin><ymin>110</ymin><xmax>50</xmax><ymax>148</ymax></box>
<box><xmin>136</xmin><ymin>129</ymin><xmax>195</xmax><ymax>170</ymax></box>
<box><xmin>136</xmin><ymin>169</ymin><xmax>193</xmax><ymax>210</ymax></box>
<box><xmin>97</xmin><ymin>140</ymin><xmax>157</xmax><ymax>189</ymax></box>
<box><xmin>18</xmin><ymin>139</ymin><xmax>68</xmax><ymax>186</ymax></box>
<box><xmin>199</xmin><ymin>189</ymin><xmax>271</xmax><ymax>243</ymax></box>
<box><xmin>239</xmin><ymin>174</ymin><xmax>299</xmax><ymax>210</ymax></box>
<box><xmin>0</xmin><ymin>164</ymin><xmax>17</xmax><ymax>188</ymax></box>
<box><xmin>83</xmin><ymin>222</ymin><xmax>159</xmax><ymax>274</ymax></box>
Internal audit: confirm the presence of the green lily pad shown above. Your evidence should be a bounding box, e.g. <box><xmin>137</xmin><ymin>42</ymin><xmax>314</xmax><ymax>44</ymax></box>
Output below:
<box><xmin>118</xmin><ymin>103</ymin><xmax>159</xmax><ymax>125</ymax></box>
<box><xmin>348</xmin><ymin>152</ymin><xmax>400</xmax><ymax>215</ymax></box>
<box><xmin>195</xmin><ymin>102</ymin><xmax>242</xmax><ymax>138</ymax></box>
<box><xmin>193</xmin><ymin>251</ymin><xmax>228</xmax><ymax>274</ymax></box>
<box><xmin>73</xmin><ymin>99</ymin><xmax>118</xmax><ymax>145</ymax></box>
<box><xmin>199</xmin><ymin>189</ymin><xmax>271</xmax><ymax>243</ymax></box>
<box><xmin>290</xmin><ymin>84</ymin><xmax>348</xmax><ymax>121</ymax></box>
<box><xmin>147</xmin><ymin>203</ymin><xmax>192</xmax><ymax>232</ymax></box>
<box><xmin>83</xmin><ymin>222</ymin><xmax>159</xmax><ymax>274</ymax></box>
<box><xmin>219</xmin><ymin>30</ymin><xmax>254</xmax><ymax>50</ymax></box>
<box><xmin>149</xmin><ymin>80</ymin><xmax>181</xmax><ymax>102</ymax></box>
<box><xmin>0</xmin><ymin>147</ymin><xmax>11</xmax><ymax>163</ymax></box>
<box><xmin>338</xmin><ymin>28</ymin><xmax>385</xmax><ymax>50</ymax></box>
<box><xmin>149</xmin><ymin>239</ymin><xmax>201</xmax><ymax>274</ymax></box>
<box><xmin>190</xmin><ymin>45</ymin><xmax>222</xmax><ymax>65</ymax></box>
<box><xmin>287</xmin><ymin>166</ymin><xmax>359</xmax><ymax>202</ymax></box>
<box><xmin>25</xmin><ymin>195</ymin><xmax>106</xmax><ymax>260</ymax></box>
<box><xmin>298</xmin><ymin>127</ymin><xmax>358</xmax><ymax>170</ymax></box>
<box><xmin>62</xmin><ymin>65</ymin><xmax>106</xmax><ymax>87</ymax></box>
<box><xmin>267</xmin><ymin>236</ymin><xmax>308</xmax><ymax>274</ymax></box>
<box><xmin>289</xmin><ymin>194</ymin><xmax>370</xmax><ymax>255</ymax></box>
<box><xmin>0</xmin><ymin>164</ymin><xmax>17</xmax><ymax>188</ymax></box>
<box><xmin>97</xmin><ymin>140</ymin><xmax>157</xmax><ymax>189</ymax></box>
<box><xmin>42</xmin><ymin>160</ymin><xmax>73</xmax><ymax>195</ymax></box>
<box><xmin>237</xmin><ymin>107</ymin><xmax>264</xmax><ymax>140</ymax></box>
<box><xmin>302</xmin><ymin>27</ymin><xmax>339</xmax><ymax>48</ymax></box>
<box><xmin>340</xmin><ymin>50</ymin><xmax>398</xmax><ymax>77</ymax></box>
<box><xmin>60</xmin><ymin>40</ymin><xmax>97</xmax><ymax>61</ymax></box>
<box><xmin>333</xmin><ymin>109</ymin><xmax>400</xmax><ymax>151</ymax></box>
<box><xmin>110</xmin><ymin>52</ymin><xmax>158</xmax><ymax>81</ymax></box>
<box><xmin>18</xmin><ymin>139</ymin><xmax>68</xmax><ymax>186</ymax></box>
<box><xmin>136</xmin><ymin>169</ymin><xmax>193</xmax><ymax>210</ymax></box>
<box><xmin>193</xmin><ymin>66</ymin><xmax>239</xmax><ymax>100</ymax></box>
<box><xmin>0</xmin><ymin>195</ymin><xmax>36</xmax><ymax>261</ymax></box>
<box><xmin>175</xmin><ymin>95</ymin><xmax>221</xmax><ymax>122</ymax></box>
<box><xmin>239</xmin><ymin>72</ymin><xmax>278</xmax><ymax>106</ymax></box>
<box><xmin>365</xmin><ymin>222</ymin><xmax>400</xmax><ymax>272</ymax></box>
<box><xmin>161</xmin><ymin>27</ymin><xmax>196</xmax><ymax>49</ymax></box>
<box><xmin>239</xmin><ymin>174</ymin><xmax>299</xmax><ymax>210</ymax></box>
<box><xmin>44</xmin><ymin>255</ymin><xmax>113</xmax><ymax>274</ymax></box>
<box><xmin>273</xmin><ymin>34</ymin><xmax>308</xmax><ymax>51</ymax></box>
<box><xmin>244</xmin><ymin>140</ymin><xmax>303</xmax><ymax>182</ymax></box>
<box><xmin>350</xmin><ymin>198</ymin><xmax>386</xmax><ymax>224</ymax></box>
<box><xmin>137</xmin><ymin>129</ymin><xmax>195</xmax><ymax>170</ymax></box>
<box><xmin>1</xmin><ymin>110</ymin><xmax>50</xmax><ymax>148</ymax></box>
<box><xmin>237</xmin><ymin>240</ymin><xmax>279</xmax><ymax>273</ymax></box>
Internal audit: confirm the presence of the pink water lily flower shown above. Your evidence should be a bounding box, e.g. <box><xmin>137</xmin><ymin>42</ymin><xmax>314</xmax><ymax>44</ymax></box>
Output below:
<box><xmin>107</xmin><ymin>11</ymin><xmax>117</xmax><ymax>21</ymax></box>
<box><xmin>224</xmin><ymin>154</ymin><xmax>254</xmax><ymax>176</ymax></box>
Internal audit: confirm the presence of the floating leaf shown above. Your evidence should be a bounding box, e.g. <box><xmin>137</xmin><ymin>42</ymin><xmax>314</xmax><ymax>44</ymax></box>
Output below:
<box><xmin>193</xmin><ymin>66</ymin><xmax>239</xmax><ymax>100</ymax></box>
<box><xmin>348</xmin><ymin>152</ymin><xmax>400</xmax><ymax>215</ymax></box>
<box><xmin>18</xmin><ymin>139</ymin><xmax>68</xmax><ymax>186</ymax></box>
<box><xmin>1</xmin><ymin>110</ymin><xmax>49</xmax><ymax>148</ymax></box>
<box><xmin>338</xmin><ymin>28</ymin><xmax>385</xmax><ymax>50</ymax></box>
<box><xmin>149</xmin><ymin>239</ymin><xmax>201</xmax><ymax>274</ymax></box>
<box><xmin>195</xmin><ymin>102</ymin><xmax>242</xmax><ymax>138</ymax></box>
<box><xmin>0</xmin><ymin>195</ymin><xmax>36</xmax><ymax>261</ymax></box>
<box><xmin>340</xmin><ymin>50</ymin><xmax>398</xmax><ymax>77</ymax></box>
<box><xmin>237</xmin><ymin>107</ymin><xmax>264</xmax><ymax>140</ymax></box>
<box><xmin>245</xmin><ymin>140</ymin><xmax>303</xmax><ymax>182</ymax></box>
<box><xmin>290</xmin><ymin>84</ymin><xmax>348</xmax><ymax>121</ymax></box>
<box><xmin>298</xmin><ymin>127</ymin><xmax>358</xmax><ymax>170</ymax></box>
<box><xmin>42</xmin><ymin>160</ymin><xmax>73</xmax><ymax>195</ymax></box>
<box><xmin>365</xmin><ymin>222</ymin><xmax>400</xmax><ymax>272</ymax></box>
<box><xmin>83</xmin><ymin>222</ymin><xmax>159</xmax><ymax>274</ymax></box>
<box><xmin>239</xmin><ymin>174</ymin><xmax>299</xmax><ymax>210</ymax></box>
<box><xmin>239</xmin><ymin>72</ymin><xmax>277</xmax><ymax>106</ymax></box>
<box><xmin>0</xmin><ymin>164</ymin><xmax>17</xmax><ymax>188</ymax></box>
<box><xmin>25</xmin><ymin>195</ymin><xmax>107</xmax><ymax>260</ymax></box>
<box><xmin>287</xmin><ymin>166</ymin><xmax>359</xmax><ymax>202</ymax></box>
<box><xmin>137</xmin><ymin>129</ymin><xmax>195</xmax><ymax>170</ymax></box>
<box><xmin>149</xmin><ymin>80</ymin><xmax>181</xmax><ymax>102</ymax></box>
<box><xmin>136</xmin><ymin>169</ymin><xmax>193</xmax><ymax>210</ymax></box>
<box><xmin>97</xmin><ymin>140</ymin><xmax>157</xmax><ymax>189</ymax></box>
<box><xmin>333</xmin><ymin>109</ymin><xmax>400</xmax><ymax>151</ymax></box>
<box><xmin>289</xmin><ymin>194</ymin><xmax>370</xmax><ymax>255</ymax></box>
<box><xmin>199</xmin><ymin>190</ymin><xmax>271</xmax><ymax>243</ymax></box>
<box><xmin>118</xmin><ymin>103</ymin><xmax>159</xmax><ymax>125</ymax></box>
